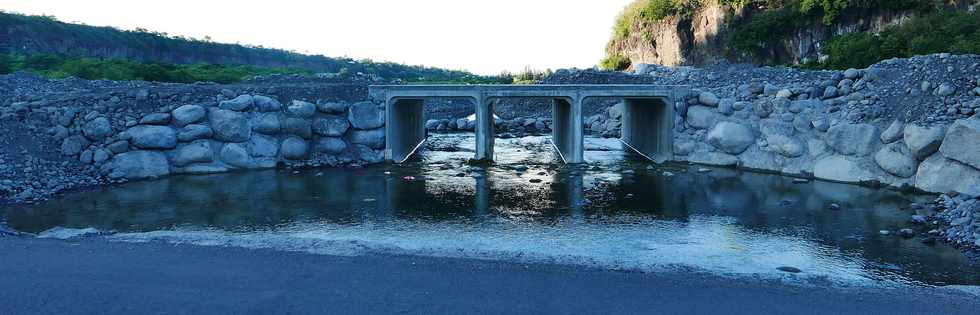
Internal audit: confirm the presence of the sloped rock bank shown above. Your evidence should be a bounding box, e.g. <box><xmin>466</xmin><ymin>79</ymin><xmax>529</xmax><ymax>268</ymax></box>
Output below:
<box><xmin>0</xmin><ymin>72</ymin><xmax>383</xmax><ymax>204</ymax></box>
<box><xmin>548</xmin><ymin>53</ymin><xmax>980</xmax><ymax>196</ymax></box>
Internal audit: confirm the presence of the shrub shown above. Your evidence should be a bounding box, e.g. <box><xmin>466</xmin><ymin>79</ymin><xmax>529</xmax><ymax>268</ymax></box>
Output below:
<box><xmin>600</xmin><ymin>54</ymin><xmax>632</xmax><ymax>71</ymax></box>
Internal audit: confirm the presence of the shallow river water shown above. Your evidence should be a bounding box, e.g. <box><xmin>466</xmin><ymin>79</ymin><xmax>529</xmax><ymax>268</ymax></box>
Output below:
<box><xmin>4</xmin><ymin>134</ymin><xmax>979</xmax><ymax>287</ymax></box>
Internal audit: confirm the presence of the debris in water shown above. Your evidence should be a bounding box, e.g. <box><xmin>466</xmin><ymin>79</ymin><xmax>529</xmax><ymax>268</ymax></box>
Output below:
<box><xmin>697</xmin><ymin>168</ymin><xmax>711</xmax><ymax>173</ymax></box>
<box><xmin>403</xmin><ymin>176</ymin><xmax>415</xmax><ymax>180</ymax></box>
<box><xmin>529</xmin><ymin>179</ymin><xmax>543</xmax><ymax>183</ymax></box>
<box><xmin>777</xmin><ymin>266</ymin><xmax>802</xmax><ymax>273</ymax></box>
<box><xmin>363</xmin><ymin>198</ymin><xmax>376</xmax><ymax>202</ymax></box>
<box><xmin>662</xmin><ymin>171</ymin><xmax>675</xmax><ymax>177</ymax></box>
<box><xmin>828</xmin><ymin>203</ymin><xmax>842</xmax><ymax>211</ymax></box>
<box><xmin>792</xmin><ymin>178</ymin><xmax>809</xmax><ymax>184</ymax></box>
<box><xmin>879</xmin><ymin>230</ymin><xmax>891</xmax><ymax>236</ymax></box>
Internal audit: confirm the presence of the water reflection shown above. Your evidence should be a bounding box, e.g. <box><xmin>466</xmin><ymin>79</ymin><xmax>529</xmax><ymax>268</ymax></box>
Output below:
<box><xmin>3</xmin><ymin>135</ymin><xmax>978</xmax><ymax>286</ymax></box>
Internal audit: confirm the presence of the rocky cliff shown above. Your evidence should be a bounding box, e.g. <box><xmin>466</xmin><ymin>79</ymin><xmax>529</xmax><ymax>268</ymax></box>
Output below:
<box><xmin>604</xmin><ymin>0</ymin><xmax>977</xmax><ymax>68</ymax></box>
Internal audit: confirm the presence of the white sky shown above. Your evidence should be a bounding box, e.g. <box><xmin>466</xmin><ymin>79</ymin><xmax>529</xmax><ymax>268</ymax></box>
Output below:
<box><xmin>3</xmin><ymin>0</ymin><xmax>634</xmax><ymax>75</ymax></box>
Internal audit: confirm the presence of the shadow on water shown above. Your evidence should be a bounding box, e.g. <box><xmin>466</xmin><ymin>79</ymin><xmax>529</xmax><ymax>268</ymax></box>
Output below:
<box><xmin>4</xmin><ymin>134</ymin><xmax>978</xmax><ymax>286</ymax></box>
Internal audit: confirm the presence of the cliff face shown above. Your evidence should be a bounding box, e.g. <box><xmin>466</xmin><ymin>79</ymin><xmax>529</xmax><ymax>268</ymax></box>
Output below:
<box><xmin>605</xmin><ymin>1</ymin><xmax>974</xmax><ymax>68</ymax></box>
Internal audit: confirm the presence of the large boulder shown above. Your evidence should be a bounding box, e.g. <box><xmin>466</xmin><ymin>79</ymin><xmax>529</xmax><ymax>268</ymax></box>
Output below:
<box><xmin>208</xmin><ymin>108</ymin><xmax>251</xmax><ymax>142</ymax></box>
<box><xmin>248</xmin><ymin>134</ymin><xmax>279</xmax><ymax>158</ymax></box>
<box><xmin>281</xmin><ymin>136</ymin><xmax>308</xmax><ymax>160</ymax></box>
<box><xmin>287</xmin><ymin>100</ymin><xmax>317</xmax><ymax>118</ymax></box>
<box><xmin>313</xmin><ymin>116</ymin><xmax>350</xmax><ymax>137</ymax></box>
<box><xmin>172</xmin><ymin>105</ymin><xmax>205</xmax><ymax>126</ymax></box>
<box><xmin>253</xmin><ymin>95</ymin><xmax>282</xmax><ymax>112</ymax></box>
<box><xmin>873</xmin><ymin>142</ymin><xmax>918</xmax><ymax>178</ymax></box>
<box><xmin>127</xmin><ymin>125</ymin><xmax>177</xmax><ymax>150</ymax></box>
<box><xmin>761</xmin><ymin>121</ymin><xmax>804</xmax><ymax>158</ymax></box>
<box><xmin>826</xmin><ymin>123</ymin><xmax>878</xmax><ymax>156</ymax></box>
<box><xmin>706</xmin><ymin>122</ymin><xmax>754</xmax><ymax>155</ymax></box>
<box><xmin>82</xmin><ymin>117</ymin><xmax>113</xmax><ymax>141</ymax></box>
<box><xmin>219</xmin><ymin>95</ymin><xmax>253</xmax><ymax>111</ymax></box>
<box><xmin>937</xmin><ymin>117</ymin><xmax>980</xmax><ymax>169</ymax></box>
<box><xmin>104</xmin><ymin>151</ymin><xmax>170</xmax><ymax>180</ymax></box>
<box><xmin>219</xmin><ymin>143</ymin><xmax>253</xmax><ymax>168</ymax></box>
<box><xmin>903</xmin><ymin>124</ymin><xmax>946</xmax><ymax>160</ymax></box>
<box><xmin>177</xmin><ymin>124</ymin><xmax>213</xmax><ymax>142</ymax></box>
<box><xmin>61</xmin><ymin>135</ymin><xmax>90</xmax><ymax>156</ymax></box>
<box><xmin>686</xmin><ymin>105</ymin><xmax>716</xmax><ymax>129</ymax></box>
<box><xmin>139</xmin><ymin>113</ymin><xmax>171</xmax><ymax>125</ymax></box>
<box><xmin>283</xmin><ymin>118</ymin><xmax>313</xmax><ymax>139</ymax></box>
<box><xmin>315</xmin><ymin>137</ymin><xmax>348</xmax><ymax>154</ymax></box>
<box><xmin>348</xmin><ymin>101</ymin><xmax>384</xmax><ymax>130</ymax></box>
<box><xmin>914</xmin><ymin>155</ymin><xmax>980</xmax><ymax>195</ymax></box>
<box><xmin>252</xmin><ymin>113</ymin><xmax>281</xmax><ymax>135</ymax></box>
<box><xmin>348</xmin><ymin>128</ymin><xmax>385</xmax><ymax>149</ymax></box>
<box><xmin>880</xmin><ymin>120</ymin><xmax>904</xmax><ymax>144</ymax></box>
<box><xmin>317</xmin><ymin>101</ymin><xmax>348</xmax><ymax>114</ymax></box>
<box><xmin>814</xmin><ymin>155</ymin><xmax>876</xmax><ymax>183</ymax></box>
<box><xmin>698</xmin><ymin>92</ymin><xmax>720</xmax><ymax>107</ymax></box>
<box><xmin>172</xmin><ymin>140</ymin><xmax>213</xmax><ymax>167</ymax></box>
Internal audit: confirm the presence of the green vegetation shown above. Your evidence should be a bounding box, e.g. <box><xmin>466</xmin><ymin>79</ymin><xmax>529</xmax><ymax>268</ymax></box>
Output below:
<box><xmin>814</xmin><ymin>10</ymin><xmax>980</xmax><ymax>69</ymax></box>
<box><xmin>0</xmin><ymin>11</ymin><xmax>505</xmax><ymax>84</ymax></box>
<box><xmin>600</xmin><ymin>54</ymin><xmax>632</xmax><ymax>71</ymax></box>
<box><xmin>800</xmin><ymin>0</ymin><xmax>935</xmax><ymax>25</ymax></box>
<box><xmin>613</xmin><ymin>0</ymin><xmax>704</xmax><ymax>40</ymax></box>
<box><xmin>729</xmin><ymin>6</ymin><xmax>808</xmax><ymax>55</ymax></box>
<box><xmin>499</xmin><ymin>67</ymin><xmax>554</xmax><ymax>85</ymax></box>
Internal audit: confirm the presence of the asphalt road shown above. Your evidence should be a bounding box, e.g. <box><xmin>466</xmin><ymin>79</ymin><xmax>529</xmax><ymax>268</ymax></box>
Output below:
<box><xmin>1</xmin><ymin>237</ymin><xmax>978</xmax><ymax>314</ymax></box>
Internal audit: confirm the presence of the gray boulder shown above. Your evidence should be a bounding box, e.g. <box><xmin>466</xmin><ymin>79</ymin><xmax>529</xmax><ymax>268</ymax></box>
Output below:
<box><xmin>903</xmin><ymin>124</ymin><xmax>946</xmax><ymax>160</ymax></box>
<box><xmin>252</xmin><ymin>113</ymin><xmax>281</xmax><ymax>135</ymax></box>
<box><xmin>248</xmin><ymin>134</ymin><xmax>279</xmax><ymax>158</ymax></box>
<box><xmin>826</xmin><ymin>123</ymin><xmax>878</xmax><ymax>156</ymax></box>
<box><xmin>281</xmin><ymin>136</ymin><xmax>308</xmax><ymax>160</ymax></box>
<box><xmin>761</xmin><ymin>121</ymin><xmax>804</xmax><ymax>158</ymax></box>
<box><xmin>128</xmin><ymin>125</ymin><xmax>177</xmax><ymax>150</ymax></box>
<box><xmin>348</xmin><ymin>101</ymin><xmax>384</xmax><ymax>130</ymax></box>
<box><xmin>177</xmin><ymin>124</ymin><xmax>213</xmax><ymax>142</ymax></box>
<box><xmin>209</xmin><ymin>108</ymin><xmax>251</xmax><ymax>142</ymax></box>
<box><xmin>425</xmin><ymin>119</ymin><xmax>442</xmax><ymax>130</ymax></box>
<box><xmin>219</xmin><ymin>95</ymin><xmax>253</xmax><ymax>111</ymax></box>
<box><xmin>686</xmin><ymin>106</ymin><xmax>716</xmax><ymax>129</ymax></box>
<box><xmin>934</xmin><ymin>83</ymin><xmax>956</xmax><ymax>97</ymax></box>
<box><xmin>915</xmin><ymin>155</ymin><xmax>980</xmax><ymax>195</ymax></box>
<box><xmin>873</xmin><ymin>142</ymin><xmax>918</xmax><ymax>178</ymax></box>
<box><xmin>105</xmin><ymin>151</ymin><xmax>170</xmax><ymax>180</ymax></box>
<box><xmin>706</xmin><ymin>122</ymin><xmax>754</xmax><ymax>155</ymax></box>
<box><xmin>139</xmin><ymin>113</ymin><xmax>171</xmax><ymax>125</ymax></box>
<box><xmin>253</xmin><ymin>95</ymin><xmax>282</xmax><ymax>112</ymax></box>
<box><xmin>283</xmin><ymin>118</ymin><xmax>313</xmax><ymax>139</ymax></box>
<box><xmin>698</xmin><ymin>92</ymin><xmax>720</xmax><ymax>107</ymax></box>
<box><xmin>172</xmin><ymin>141</ymin><xmax>213</xmax><ymax>167</ymax></box>
<box><xmin>349</xmin><ymin>128</ymin><xmax>385</xmax><ymax>149</ymax></box>
<box><xmin>317</xmin><ymin>101</ymin><xmax>347</xmax><ymax>114</ymax></box>
<box><xmin>313</xmin><ymin>116</ymin><xmax>350</xmax><ymax>137</ymax></box>
<box><xmin>353</xmin><ymin>145</ymin><xmax>385</xmax><ymax>164</ymax></box>
<box><xmin>316</xmin><ymin>137</ymin><xmax>348</xmax><ymax>154</ymax></box>
<box><xmin>287</xmin><ymin>100</ymin><xmax>317</xmax><ymax>118</ymax></box>
<box><xmin>172</xmin><ymin>105</ymin><xmax>205</xmax><ymax>126</ymax></box>
<box><xmin>880</xmin><ymin>120</ymin><xmax>904</xmax><ymax>144</ymax></box>
<box><xmin>814</xmin><ymin>155</ymin><xmax>876</xmax><ymax>183</ymax></box>
<box><xmin>219</xmin><ymin>143</ymin><xmax>253</xmax><ymax>168</ymax></box>
<box><xmin>753</xmin><ymin>100</ymin><xmax>773</xmax><ymax>118</ymax></box>
<box><xmin>93</xmin><ymin>149</ymin><xmax>111</xmax><ymax>164</ymax></box>
<box><xmin>61</xmin><ymin>135</ymin><xmax>90</xmax><ymax>156</ymax></box>
<box><xmin>938</xmin><ymin>116</ymin><xmax>980</xmax><ymax>169</ymax></box>
<box><xmin>82</xmin><ymin>117</ymin><xmax>113</xmax><ymax>141</ymax></box>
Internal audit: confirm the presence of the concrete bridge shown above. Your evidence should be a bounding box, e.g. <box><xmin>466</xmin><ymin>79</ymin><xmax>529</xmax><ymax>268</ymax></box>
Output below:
<box><xmin>368</xmin><ymin>85</ymin><xmax>688</xmax><ymax>164</ymax></box>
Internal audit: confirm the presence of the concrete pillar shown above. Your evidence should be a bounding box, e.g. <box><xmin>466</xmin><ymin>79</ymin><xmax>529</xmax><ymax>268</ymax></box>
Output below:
<box><xmin>474</xmin><ymin>97</ymin><xmax>495</xmax><ymax>162</ymax></box>
<box><xmin>621</xmin><ymin>97</ymin><xmax>674</xmax><ymax>163</ymax></box>
<box><xmin>385</xmin><ymin>98</ymin><xmax>426</xmax><ymax>163</ymax></box>
<box><xmin>552</xmin><ymin>97</ymin><xmax>584</xmax><ymax>163</ymax></box>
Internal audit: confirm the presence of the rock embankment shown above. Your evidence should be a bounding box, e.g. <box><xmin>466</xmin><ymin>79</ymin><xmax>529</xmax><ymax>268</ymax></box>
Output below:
<box><xmin>547</xmin><ymin>53</ymin><xmax>980</xmax><ymax>196</ymax></box>
<box><xmin>0</xmin><ymin>72</ymin><xmax>384</xmax><ymax>204</ymax></box>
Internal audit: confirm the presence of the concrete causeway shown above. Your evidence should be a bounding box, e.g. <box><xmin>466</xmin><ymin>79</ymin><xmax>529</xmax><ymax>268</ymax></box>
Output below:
<box><xmin>369</xmin><ymin>85</ymin><xmax>689</xmax><ymax>163</ymax></box>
